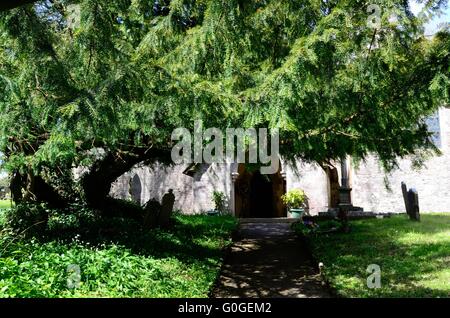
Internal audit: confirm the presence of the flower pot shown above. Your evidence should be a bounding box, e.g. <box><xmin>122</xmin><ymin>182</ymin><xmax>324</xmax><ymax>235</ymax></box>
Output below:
<box><xmin>207</xmin><ymin>210</ymin><xmax>220</xmax><ymax>216</ymax></box>
<box><xmin>289</xmin><ymin>208</ymin><xmax>304</xmax><ymax>218</ymax></box>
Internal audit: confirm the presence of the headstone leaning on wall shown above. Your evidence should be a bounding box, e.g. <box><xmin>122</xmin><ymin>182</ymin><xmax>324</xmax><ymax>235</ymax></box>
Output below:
<box><xmin>401</xmin><ymin>182</ymin><xmax>420</xmax><ymax>221</ymax></box>
<box><xmin>401</xmin><ymin>182</ymin><xmax>410</xmax><ymax>215</ymax></box>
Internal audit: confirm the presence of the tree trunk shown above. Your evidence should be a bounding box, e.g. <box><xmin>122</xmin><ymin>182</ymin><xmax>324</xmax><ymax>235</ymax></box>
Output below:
<box><xmin>81</xmin><ymin>151</ymin><xmax>128</xmax><ymax>210</ymax></box>
<box><xmin>10</xmin><ymin>170</ymin><xmax>23</xmax><ymax>203</ymax></box>
<box><xmin>10</xmin><ymin>171</ymin><xmax>66</xmax><ymax>208</ymax></box>
<box><xmin>11</xmin><ymin>169</ymin><xmax>65</xmax><ymax>207</ymax></box>
<box><xmin>33</xmin><ymin>175</ymin><xmax>66</xmax><ymax>207</ymax></box>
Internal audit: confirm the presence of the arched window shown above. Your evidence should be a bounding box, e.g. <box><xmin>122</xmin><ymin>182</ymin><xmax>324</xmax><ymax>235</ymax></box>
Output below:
<box><xmin>129</xmin><ymin>174</ymin><xmax>142</xmax><ymax>205</ymax></box>
<box><xmin>425</xmin><ymin>110</ymin><xmax>442</xmax><ymax>148</ymax></box>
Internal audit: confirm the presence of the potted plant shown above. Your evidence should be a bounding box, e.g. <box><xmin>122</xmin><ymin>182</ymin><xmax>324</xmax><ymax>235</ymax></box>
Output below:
<box><xmin>281</xmin><ymin>189</ymin><xmax>307</xmax><ymax>218</ymax></box>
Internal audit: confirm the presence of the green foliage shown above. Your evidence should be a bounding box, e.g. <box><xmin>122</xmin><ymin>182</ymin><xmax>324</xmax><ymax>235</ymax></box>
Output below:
<box><xmin>212</xmin><ymin>190</ymin><xmax>226</xmax><ymax>213</ymax></box>
<box><xmin>0</xmin><ymin>200</ymin><xmax>12</xmax><ymax>210</ymax></box>
<box><xmin>305</xmin><ymin>214</ymin><xmax>450</xmax><ymax>297</ymax></box>
<box><xmin>281</xmin><ymin>189</ymin><xmax>307</xmax><ymax>209</ymax></box>
<box><xmin>4</xmin><ymin>201</ymin><xmax>99</xmax><ymax>236</ymax></box>
<box><xmin>46</xmin><ymin>202</ymin><xmax>98</xmax><ymax>232</ymax></box>
<box><xmin>0</xmin><ymin>213</ymin><xmax>238</xmax><ymax>297</ymax></box>
<box><xmin>0</xmin><ymin>0</ymin><xmax>448</xmax><ymax>190</ymax></box>
<box><xmin>4</xmin><ymin>202</ymin><xmax>49</xmax><ymax>235</ymax></box>
<box><xmin>292</xmin><ymin>219</ymin><xmax>342</xmax><ymax>236</ymax></box>
<box><xmin>0</xmin><ymin>200</ymin><xmax>12</xmax><ymax>225</ymax></box>
<box><xmin>292</xmin><ymin>221</ymin><xmax>316</xmax><ymax>236</ymax></box>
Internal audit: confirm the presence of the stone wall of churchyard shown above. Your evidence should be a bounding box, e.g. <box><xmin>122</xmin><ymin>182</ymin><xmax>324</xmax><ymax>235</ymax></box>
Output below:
<box><xmin>110</xmin><ymin>107</ymin><xmax>450</xmax><ymax>215</ymax></box>
<box><xmin>111</xmin><ymin>163</ymin><xmax>194</xmax><ymax>212</ymax></box>
<box><xmin>110</xmin><ymin>163</ymin><xmax>233</xmax><ymax>213</ymax></box>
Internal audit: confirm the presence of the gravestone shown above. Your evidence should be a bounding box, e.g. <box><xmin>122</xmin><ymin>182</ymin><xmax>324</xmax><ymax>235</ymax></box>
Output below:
<box><xmin>129</xmin><ymin>174</ymin><xmax>142</xmax><ymax>205</ymax></box>
<box><xmin>401</xmin><ymin>182</ymin><xmax>410</xmax><ymax>215</ymax></box>
<box><xmin>407</xmin><ymin>188</ymin><xmax>420</xmax><ymax>221</ymax></box>
<box><xmin>143</xmin><ymin>198</ymin><xmax>161</xmax><ymax>229</ymax></box>
<box><xmin>158</xmin><ymin>189</ymin><xmax>175</xmax><ymax>228</ymax></box>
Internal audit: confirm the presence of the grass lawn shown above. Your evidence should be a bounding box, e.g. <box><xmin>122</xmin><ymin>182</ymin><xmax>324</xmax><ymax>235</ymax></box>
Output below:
<box><xmin>303</xmin><ymin>213</ymin><xmax>450</xmax><ymax>297</ymax></box>
<box><xmin>0</xmin><ymin>200</ymin><xmax>12</xmax><ymax>225</ymax></box>
<box><xmin>0</xmin><ymin>200</ymin><xmax>12</xmax><ymax>210</ymax></box>
<box><xmin>0</xmin><ymin>214</ymin><xmax>237</xmax><ymax>298</ymax></box>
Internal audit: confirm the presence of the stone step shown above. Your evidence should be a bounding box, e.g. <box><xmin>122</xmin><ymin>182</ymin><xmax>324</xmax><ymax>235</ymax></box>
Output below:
<box><xmin>239</xmin><ymin>217</ymin><xmax>300</xmax><ymax>224</ymax></box>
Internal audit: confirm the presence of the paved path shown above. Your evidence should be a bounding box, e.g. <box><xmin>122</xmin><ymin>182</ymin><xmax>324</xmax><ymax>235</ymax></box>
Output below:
<box><xmin>213</xmin><ymin>222</ymin><xmax>332</xmax><ymax>298</ymax></box>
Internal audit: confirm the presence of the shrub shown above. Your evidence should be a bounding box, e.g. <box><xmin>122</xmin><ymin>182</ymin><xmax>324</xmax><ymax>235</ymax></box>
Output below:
<box><xmin>47</xmin><ymin>202</ymin><xmax>99</xmax><ymax>232</ymax></box>
<box><xmin>292</xmin><ymin>219</ymin><xmax>343</xmax><ymax>236</ymax></box>
<box><xmin>291</xmin><ymin>220</ymin><xmax>318</xmax><ymax>236</ymax></box>
<box><xmin>4</xmin><ymin>202</ymin><xmax>100</xmax><ymax>236</ymax></box>
<box><xmin>4</xmin><ymin>202</ymin><xmax>50</xmax><ymax>235</ymax></box>
<box><xmin>212</xmin><ymin>191</ymin><xmax>226</xmax><ymax>214</ymax></box>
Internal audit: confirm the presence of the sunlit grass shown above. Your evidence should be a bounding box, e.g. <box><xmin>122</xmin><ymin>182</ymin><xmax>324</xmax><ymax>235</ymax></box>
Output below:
<box><xmin>302</xmin><ymin>213</ymin><xmax>450</xmax><ymax>297</ymax></box>
<box><xmin>0</xmin><ymin>200</ymin><xmax>12</xmax><ymax>210</ymax></box>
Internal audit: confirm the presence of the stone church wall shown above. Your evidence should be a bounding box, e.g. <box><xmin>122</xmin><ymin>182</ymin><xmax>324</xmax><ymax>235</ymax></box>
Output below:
<box><xmin>352</xmin><ymin>107</ymin><xmax>450</xmax><ymax>213</ymax></box>
<box><xmin>111</xmin><ymin>107</ymin><xmax>450</xmax><ymax>215</ymax></box>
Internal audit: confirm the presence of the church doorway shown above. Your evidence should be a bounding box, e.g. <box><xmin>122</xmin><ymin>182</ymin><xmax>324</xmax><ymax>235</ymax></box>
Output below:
<box><xmin>234</xmin><ymin>163</ymin><xmax>286</xmax><ymax>218</ymax></box>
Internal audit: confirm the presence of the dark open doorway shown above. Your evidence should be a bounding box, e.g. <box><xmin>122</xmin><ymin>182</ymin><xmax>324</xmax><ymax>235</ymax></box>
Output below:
<box><xmin>234</xmin><ymin>163</ymin><xmax>286</xmax><ymax>218</ymax></box>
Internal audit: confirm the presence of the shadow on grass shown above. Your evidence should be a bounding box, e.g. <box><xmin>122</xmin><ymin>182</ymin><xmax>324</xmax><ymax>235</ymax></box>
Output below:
<box><xmin>3</xmin><ymin>214</ymin><xmax>238</xmax><ymax>268</ymax></box>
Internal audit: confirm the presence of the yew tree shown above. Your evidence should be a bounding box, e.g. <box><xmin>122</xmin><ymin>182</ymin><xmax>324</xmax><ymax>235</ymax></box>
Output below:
<box><xmin>0</xmin><ymin>0</ymin><xmax>448</xmax><ymax>212</ymax></box>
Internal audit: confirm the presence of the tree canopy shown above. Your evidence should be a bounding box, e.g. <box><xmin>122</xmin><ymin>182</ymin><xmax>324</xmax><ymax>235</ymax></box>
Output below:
<box><xmin>0</xmin><ymin>0</ymin><xmax>448</xmax><ymax>209</ymax></box>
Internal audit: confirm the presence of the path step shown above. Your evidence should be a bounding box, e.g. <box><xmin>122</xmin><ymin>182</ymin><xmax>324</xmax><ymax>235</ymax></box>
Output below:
<box><xmin>239</xmin><ymin>217</ymin><xmax>300</xmax><ymax>224</ymax></box>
